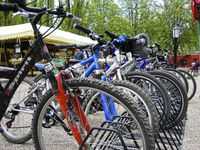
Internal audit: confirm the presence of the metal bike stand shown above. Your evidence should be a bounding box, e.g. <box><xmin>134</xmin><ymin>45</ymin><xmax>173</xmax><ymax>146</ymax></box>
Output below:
<box><xmin>155</xmin><ymin>102</ymin><xmax>186</xmax><ymax>150</ymax></box>
<box><xmin>80</xmin><ymin>115</ymin><xmax>141</xmax><ymax>150</ymax></box>
<box><xmin>80</xmin><ymin>100</ymin><xmax>187</xmax><ymax>149</ymax></box>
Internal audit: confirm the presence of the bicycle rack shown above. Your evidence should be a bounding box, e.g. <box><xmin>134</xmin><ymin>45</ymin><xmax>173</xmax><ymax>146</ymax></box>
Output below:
<box><xmin>80</xmin><ymin>100</ymin><xmax>187</xmax><ymax>150</ymax></box>
<box><xmin>80</xmin><ymin>115</ymin><xmax>142</xmax><ymax>150</ymax></box>
<box><xmin>155</xmin><ymin>101</ymin><xmax>186</xmax><ymax>150</ymax></box>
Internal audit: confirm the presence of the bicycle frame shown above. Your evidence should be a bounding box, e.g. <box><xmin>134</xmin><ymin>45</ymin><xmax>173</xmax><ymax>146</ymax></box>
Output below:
<box><xmin>35</xmin><ymin>46</ymin><xmax>125</xmax><ymax>121</ymax></box>
<box><xmin>69</xmin><ymin>51</ymin><xmax>101</xmax><ymax>78</ymax></box>
<box><xmin>135</xmin><ymin>56</ymin><xmax>164</xmax><ymax>70</ymax></box>
<box><xmin>67</xmin><ymin>47</ymin><xmax>138</xmax><ymax>121</ymax></box>
<box><xmin>67</xmin><ymin>46</ymin><xmax>118</xmax><ymax>120</ymax></box>
<box><xmin>0</xmin><ymin>35</ymin><xmax>42</xmax><ymax>121</ymax></box>
<box><xmin>0</xmin><ymin>10</ymin><xmax>91</xmax><ymax>146</ymax></box>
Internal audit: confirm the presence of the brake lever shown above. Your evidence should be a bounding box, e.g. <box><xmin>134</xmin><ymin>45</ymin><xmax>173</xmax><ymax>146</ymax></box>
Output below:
<box><xmin>66</xmin><ymin>12</ymin><xmax>82</xmax><ymax>21</ymax></box>
<box><xmin>73</xmin><ymin>15</ymin><xmax>82</xmax><ymax>21</ymax></box>
<box><xmin>12</xmin><ymin>8</ymin><xmax>37</xmax><ymax>18</ymax></box>
<box><xmin>12</xmin><ymin>11</ymin><xmax>29</xmax><ymax>18</ymax></box>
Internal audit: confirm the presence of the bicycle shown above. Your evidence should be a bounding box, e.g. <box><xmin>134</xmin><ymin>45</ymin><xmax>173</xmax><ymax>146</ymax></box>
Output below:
<box><xmin>146</xmin><ymin>43</ymin><xmax>196</xmax><ymax>101</ymax></box>
<box><xmin>33</xmin><ymin>32</ymin><xmax>159</xmax><ymax>134</ymax></box>
<box><xmin>34</xmin><ymin>29</ymin><xmax>173</xmax><ymax>130</ymax></box>
<box><xmin>102</xmin><ymin>31</ymin><xmax>188</xmax><ymax>129</ymax></box>
<box><xmin>0</xmin><ymin>74</ymin><xmax>41</xmax><ymax>143</ymax></box>
<box><xmin>0</xmin><ymin>2</ymin><xmax>155</xmax><ymax>149</ymax></box>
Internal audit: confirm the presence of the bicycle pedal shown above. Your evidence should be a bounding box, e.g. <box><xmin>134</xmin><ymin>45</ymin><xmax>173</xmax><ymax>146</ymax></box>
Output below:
<box><xmin>24</xmin><ymin>97</ymin><xmax>37</xmax><ymax>106</ymax></box>
<box><xmin>6</xmin><ymin>121</ymin><xmax>12</xmax><ymax>128</ymax></box>
<box><xmin>11</xmin><ymin>104</ymin><xmax>20</xmax><ymax>115</ymax></box>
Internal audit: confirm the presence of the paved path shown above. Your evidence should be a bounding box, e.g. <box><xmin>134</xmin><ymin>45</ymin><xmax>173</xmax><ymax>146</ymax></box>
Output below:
<box><xmin>0</xmin><ymin>76</ymin><xmax>200</xmax><ymax>149</ymax></box>
<box><xmin>182</xmin><ymin>76</ymin><xmax>200</xmax><ymax>150</ymax></box>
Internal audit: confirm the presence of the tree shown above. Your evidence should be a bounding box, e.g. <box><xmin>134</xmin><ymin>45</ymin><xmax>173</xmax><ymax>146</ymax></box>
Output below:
<box><xmin>0</xmin><ymin>0</ymin><xmax>198</xmax><ymax>53</ymax></box>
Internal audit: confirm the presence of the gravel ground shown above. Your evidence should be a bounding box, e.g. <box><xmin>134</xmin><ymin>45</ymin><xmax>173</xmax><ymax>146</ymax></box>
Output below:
<box><xmin>0</xmin><ymin>76</ymin><xmax>199</xmax><ymax>150</ymax></box>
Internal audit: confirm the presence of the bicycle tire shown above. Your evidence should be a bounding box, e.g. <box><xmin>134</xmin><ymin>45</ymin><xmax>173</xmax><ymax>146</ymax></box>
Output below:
<box><xmin>32</xmin><ymin>78</ymin><xmax>155</xmax><ymax>150</ymax></box>
<box><xmin>165</xmin><ymin>68</ymin><xmax>189</xmax><ymax>92</ymax></box>
<box><xmin>0</xmin><ymin>77</ymin><xmax>39</xmax><ymax>144</ymax></box>
<box><xmin>112</xmin><ymin>80</ymin><xmax>159</xmax><ymax>134</ymax></box>
<box><xmin>176</xmin><ymin>69</ymin><xmax>197</xmax><ymax>101</ymax></box>
<box><xmin>148</xmin><ymin>70</ymin><xmax>188</xmax><ymax>129</ymax></box>
<box><xmin>34</xmin><ymin>74</ymin><xmax>46</xmax><ymax>83</ymax></box>
<box><xmin>83</xmin><ymin>80</ymin><xmax>159</xmax><ymax>135</ymax></box>
<box><xmin>34</xmin><ymin>74</ymin><xmax>51</xmax><ymax>96</ymax></box>
<box><xmin>125</xmin><ymin>71</ymin><xmax>171</xmax><ymax>124</ymax></box>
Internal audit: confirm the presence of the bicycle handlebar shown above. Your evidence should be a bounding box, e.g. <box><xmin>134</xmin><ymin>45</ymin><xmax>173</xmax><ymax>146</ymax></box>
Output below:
<box><xmin>0</xmin><ymin>3</ymin><xmax>18</xmax><ymax>12</ymax></box>
<box><xmin>74</xmin><ymin>24</ymin><xmax>106</xmax><ymax>44</ymax></box>
<box><xmin>0</xmin><ymin>3</ymin><xmax>81</xmax><ymax>21</ymax></box>
<box><xmin>23</xmin><ymin>6</ymin><xmax>46</xmax><ymax>13</ymax></box>
<box><xmin>73</xmin><ymin>24</ymin><xmax>92</xmax><ymax>35</ymax></box>
<box><xmin>104</xmin><ymin>30</ymin><xmax>118</xmax><ymax>40</ymax></box>
<box><xmin>0</xmin><ymin>3</ymin><xmax>47</xmax><ymax>12</ymax></box>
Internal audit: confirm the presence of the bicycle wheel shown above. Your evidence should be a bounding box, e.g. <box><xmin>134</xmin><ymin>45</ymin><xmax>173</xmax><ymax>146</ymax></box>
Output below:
<box><xmin>125</xmin><ymin>71</ymin><xmax>171</xmax><ymax>124</ymax></box>
<box><xmin>165</xmin><ymin>68</ymin><xmax>189</xmax><ymax>92</ymax></box>
<box><xmin>33</xmin><ymin>78</ymin><xmax>155</xmax><ymax>150</ymax></box>
<box><xmin>83</xmin><ymin>80</ymin><xmax>159</xmax><ymax>135</ymax></box>
<box><xmin>0</xmin><ymin>77</ymin><xmax>40</xmax><ymax>144</ymax></box>
<box><xmin>34</xmin><ymin>74</ymin><xmax>51</xmax><ymax>96</ymax></box>
<box><xmin>176</xmin><ymin>69</ymin><xmax>197</xmax><ymax>101</ymax></box>
<box><xmin>148</xmin><ymin>70</ymin><xmax>188</xmax><ymax>129</ymax></box>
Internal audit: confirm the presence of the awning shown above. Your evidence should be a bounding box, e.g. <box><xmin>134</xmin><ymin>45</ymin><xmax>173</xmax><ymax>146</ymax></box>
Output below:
<box><xmin>0</xmin><ymin>23</ymin><xmax>96</xmax><ymax>45</ymax></box>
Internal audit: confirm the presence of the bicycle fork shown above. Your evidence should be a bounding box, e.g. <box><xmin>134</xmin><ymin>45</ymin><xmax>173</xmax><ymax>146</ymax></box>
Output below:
<box><xmin>53</xmin><ymin>71</ymin><xmax>91</xmax><ymax>147</ymax></box>
<box><xmin>100</xmin><ymin>76</ymin><xmax>117</xmax><ymax>121</ymax></box>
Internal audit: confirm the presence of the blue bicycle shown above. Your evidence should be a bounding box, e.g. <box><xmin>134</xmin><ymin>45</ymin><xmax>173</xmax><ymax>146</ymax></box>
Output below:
<box><xmin>34</xmin><ymin>25</ymin><xmax>159</xmax><ymax>133</ymax></box>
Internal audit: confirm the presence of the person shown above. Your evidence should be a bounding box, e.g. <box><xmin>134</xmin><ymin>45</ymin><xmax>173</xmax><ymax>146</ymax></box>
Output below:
<box><xmin>164</xmin><ymin>50</ymin><xmax>170</xmax><ymax>63</ymax></box>
<box><xmin>195</xmin><ymin>60</ymin><xmax>199</xmax><ymax>75</ymax></box>
<box><xmin>163</xmin><ymin>49</ymin><xmax>172</xmax><ymax>67</ymax></box>
<box><xmin>191</xmin><ymin>60</ymin><xmax>197</xmax><ymax>76</ymax></box>
<box><xmin>183</xmin><ymin>60</ymin><xmax>187</xmax><ymax>67</ymax></box>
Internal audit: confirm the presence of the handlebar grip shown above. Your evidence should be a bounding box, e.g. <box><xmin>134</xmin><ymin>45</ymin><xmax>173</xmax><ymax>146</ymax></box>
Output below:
<box><xmin>23</xmin><ymin>7</ymin><xmax>46</xmax><ymax>13</ymax></box>
<box><xmin>73</xmin><ymin>24</ymin><xmax>91</xmax><ymax>35</ymax></box>
<box><xmin>105</xmin><ymin>30</ymin><xmax>117</xmax><ymax>39</ymax></box>
<box><xmin>0</xmin><ymin>3</ymin><xmax>18</xmax><ymax>12</ymax></box>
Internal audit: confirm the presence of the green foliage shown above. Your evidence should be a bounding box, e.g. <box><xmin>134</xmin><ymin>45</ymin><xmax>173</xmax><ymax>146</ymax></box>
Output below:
<box><xmin>0</xmin><ymin>0</ymin><xmax>199</xmax><ymax>53</ymax></box>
